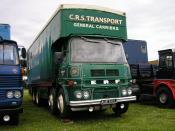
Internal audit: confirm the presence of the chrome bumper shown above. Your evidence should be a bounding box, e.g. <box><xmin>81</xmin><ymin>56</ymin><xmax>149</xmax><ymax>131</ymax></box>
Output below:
<box><xmin>69</xmin><ymin>96</ymin><xmax>136</xmax><ymax>107</ymax></box>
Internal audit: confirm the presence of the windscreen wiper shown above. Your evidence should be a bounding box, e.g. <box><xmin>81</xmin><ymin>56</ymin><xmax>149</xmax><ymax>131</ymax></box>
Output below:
<box><xmin>81</xmin><ymin>37</ymin><xmax>100</xmax><ymax>43</ymax></box>
<box><xmin>104</xmin><ymin>38</ymin><xmax>120</xmax><ymax>45</ymax></box>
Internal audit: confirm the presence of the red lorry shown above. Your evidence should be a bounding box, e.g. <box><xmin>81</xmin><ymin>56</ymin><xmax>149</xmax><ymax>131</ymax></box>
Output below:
<box><xmin>153</xmin><ymin>49</ymin><xmax>175</xmax><ymax>107</ymax></box>
<box><xmin>130</xmin><ymin>48</ymin><xmax>175</xmax><ymax>108</ymax></box>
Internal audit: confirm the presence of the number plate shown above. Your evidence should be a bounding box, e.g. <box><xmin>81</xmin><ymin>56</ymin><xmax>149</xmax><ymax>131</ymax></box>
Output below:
<box><xmin>101</xmin><ymin>99</ymin><xmax>117</xmax><ymax>105</ymax></box>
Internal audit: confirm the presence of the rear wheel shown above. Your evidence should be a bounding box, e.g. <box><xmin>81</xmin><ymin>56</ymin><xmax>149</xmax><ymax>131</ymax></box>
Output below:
<box><xmin>36</xmin><ymin>90</ymin><xmax>42</xmax><ymax>106</ymax></box>
<box><xmin>48</xmin><ymin>88</ymin><xmax>57</xmax><ymax>114</ymax></box>
<box><xmin>32</xmin><ymin>90</ymin><xmax>36</xmax><ymax>104</ymax></box>
<box><xmin>156</xmin><ymin>87</ymin><xmax>174</xmax><ymax>108</ymax></box>
<box><xmin>57</xmin><ymin>88</ymin><xmax>71</xmax><ymax>118</ymax></box>
<box><xmin>112</xmin><ymin>102</ymin><xmax>129</xmax><ymax>116</ymax></box>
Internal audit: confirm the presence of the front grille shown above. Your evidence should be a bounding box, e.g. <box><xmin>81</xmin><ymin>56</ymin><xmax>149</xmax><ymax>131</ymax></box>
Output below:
<box><xmin>93</xmin><ymin>88</ymin><xmax>118</xmax><ymax>99</ymax></box>
<box><xmin>91</xmin><ymin>69</ymin><xmax>119</xmax><ymax>77</ymax></box>
<box><xmin>0</xmin><ymin>90</ymin><xmax>5</xmax><ymax>100</ymax></box>
<box><xmin>106</xmin><ymin>69</ymin><xmax>119</xmax><ymax>76</ymax></box>
<box><xmin>91</xmin><ymin>70</ymin><xmax>105</xmax><ymax>77</ymax></box>
<box><xmin>0</xmin><ymin>75</ymin><xmax>22</xmax><ymax>88</ymax></box>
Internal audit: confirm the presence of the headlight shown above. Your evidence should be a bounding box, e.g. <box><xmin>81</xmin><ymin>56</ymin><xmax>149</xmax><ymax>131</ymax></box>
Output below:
<box><xmin>7</xmin><ymin>91</ymin><xmax>13</xmax><ymax>98</ymax></box>
<box><xmin>103</xmin><ymin>80</ymin><xmax>109</xmax><ymax>84</ymax></box>
<box><xmin>14</xmin><ymin>91</ymin><xmax>22</xmax><ymax>98</ymax></box>
<box><xmin>70</xmin><ymin>67</ymin><xmax>79</xmax><ymax>76</ymax></box>
<box><xmin>91</xmin><ymin>80</ymin><xmax>96</xmax><ymax>85</ymax></box>
<box><xmin>83</xmin><ymin>91</ymin><xmax>90</xmax><ymax>99</ymax></box>
<box><xmin>128</xmin><ymin>89</ymin><xmax>132</xmax><ymax>95</ymax></box>
<box><xmin>122</xmin><ymin>89</ymin><xmax>127</xmax><ymax>96</ymax></box>
<box><xmin>75</xmin><ymin>91</ymin><xmax>82</xmax><ymax>99</ymax></box>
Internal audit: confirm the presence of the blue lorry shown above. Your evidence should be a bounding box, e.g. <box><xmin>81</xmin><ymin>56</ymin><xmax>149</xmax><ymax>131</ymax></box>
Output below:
<box><xmin>0</xmin><ymin>24</ymin><xmax>26</xmax><ymax>124</ymax></box>
<box><xmin>123</xmin><ymin>39</ymin><xmax>157</xmax><ymax>100</ymax></box>
<box><xmin>123</xmin><ymin>39</ymin><xmax>148</xmax><ymax>64</ymax></box>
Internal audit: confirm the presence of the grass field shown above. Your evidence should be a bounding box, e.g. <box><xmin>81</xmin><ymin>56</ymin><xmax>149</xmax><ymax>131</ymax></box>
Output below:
<box><xmin>1</xmin><ymin>90</ymin><xmax>175</xmax><ymax>131</ymax></box>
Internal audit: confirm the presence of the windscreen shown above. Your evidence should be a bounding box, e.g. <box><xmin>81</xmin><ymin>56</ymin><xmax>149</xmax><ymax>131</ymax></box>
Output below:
<box><xmin>0</xmin><ymin>43</ymin><xmax>19</xmax><ymax>65</ymax></box>
<box><xmin>71</xmin><ymin>37</ymin><xmax>127</xmax><ymax>63</ymax></box>
<box><xmin>159</xmin><ymin>54</ymin><xmax>173</xmax><ymax>69</ymax></box>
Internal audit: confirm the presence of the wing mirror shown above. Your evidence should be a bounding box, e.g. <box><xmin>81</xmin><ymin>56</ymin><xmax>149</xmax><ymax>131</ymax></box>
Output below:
<box><xmin>21</xmin><ymin>48</ymin><xmax>26</xmax><ymax>58</ymax></box>
<box><xmin>54</xmin><ymin>52</ymin><xmax>63</xmax><ymax>64</ymax></box>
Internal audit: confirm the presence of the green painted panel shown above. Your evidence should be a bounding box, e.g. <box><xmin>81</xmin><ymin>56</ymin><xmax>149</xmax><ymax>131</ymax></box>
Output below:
<box><xmin>61</xmin><ymin>9</ymin><xmax>127</xmax><ymax>40</ymax></box>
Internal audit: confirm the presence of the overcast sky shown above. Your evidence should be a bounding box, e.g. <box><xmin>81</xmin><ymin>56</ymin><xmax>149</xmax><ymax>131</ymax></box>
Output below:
<box><xmin>0</xmin><ymin>0</ymin><xmax>175</xmax><ymax>60</ymax></box>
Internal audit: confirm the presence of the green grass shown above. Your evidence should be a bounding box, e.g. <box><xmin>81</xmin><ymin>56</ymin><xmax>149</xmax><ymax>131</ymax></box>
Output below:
<box><xmin>1</xmin><ymin>90</ymin><xmax>175</xmax><ymax>131</ymax></box>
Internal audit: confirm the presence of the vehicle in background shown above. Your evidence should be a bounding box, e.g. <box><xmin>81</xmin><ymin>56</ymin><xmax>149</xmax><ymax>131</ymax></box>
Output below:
<box><xmin>0</xmin><ymin>24</ymin><xmax>10</xmax><ymax>40</ymax></box>
<box><xmin>18</xmin><ymin>45</ymin><xmax>27</xmax><ymax>88</ymax></box>
<box><xmin>27</xmin><ymin>4</ymin><xmax>136</xmax><ymax>118</ymax></box>
<box><xmin>123</xmin><ymin>39</ymin><xmax>158</xmax><ymax>100</ymax></box>
<box><xmin>123</xmin><ymin>39</ymin><xmax>148</xmax><ymax>64</ymax></box>
<box><xmin>154</xmin><ymin>49</ymin><xmax>175</xmax><ymax>107</ymax></box>
<box><xmin>0</xmin><ymin>36</ymin><xmax>26</xmax><ymax>125</ymax></box>
<box><xmin>129</xmin><ymin>63</ymin><xmax>157</xmax><ymax>100</ymax></box>
<box><xmin>18</xmin><ymin>45</ymin><xmax>27</xmax><ymax>66</ymax></box>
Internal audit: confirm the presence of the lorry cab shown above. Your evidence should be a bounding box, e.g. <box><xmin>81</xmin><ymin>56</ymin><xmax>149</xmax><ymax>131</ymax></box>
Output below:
<box><xmin>51</xmin><ymin>37</ymin><xmax>133</xmax><ymax>112</ymax></box>
<box><xmin>0</xmin><ymin>37</ymin><xmax>26</xmax><ymax>124</ymax></box>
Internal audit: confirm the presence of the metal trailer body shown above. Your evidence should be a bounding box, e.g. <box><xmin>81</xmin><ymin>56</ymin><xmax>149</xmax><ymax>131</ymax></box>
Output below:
<box><xmin>0</xmin><ymin>24</ymin><xmax>10</xmax><ymax>40</ymax></box>
<box><xmin>123</xmin><ymin>39</ymin><xmax>148</xmax><ymax>64</ymax></box>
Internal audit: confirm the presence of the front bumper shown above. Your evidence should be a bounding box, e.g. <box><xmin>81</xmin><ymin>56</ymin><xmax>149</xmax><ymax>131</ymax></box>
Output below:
<box><xmin>69</xmin><ymin>96</ymin><xmax>136</xmax><ymax>107</ymax></box>
<box><xmin>0</xmin><ymin>107</ymin><xmax>23</xmax><ymax>114</ymax></box>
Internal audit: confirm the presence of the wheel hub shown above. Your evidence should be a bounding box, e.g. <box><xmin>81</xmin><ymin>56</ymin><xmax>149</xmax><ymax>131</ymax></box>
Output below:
<box><xmin>57</xmin><ymin>94</ymin><xmax>64</xmax><ymax>113</ymax></box>
<box><xmin>159</xmin><ymin>93</ymin><xmax>168</xmax><ymax>104</ymax></box>
<box><xmin>32</xmin><ymin>92</ymin><xmax>35</xmax><ymax>102</ymax></box>
<box><xmin>48</xmin><ymin>94</ymin><xmax>53</xmax><ymax>107</ymax></box>
<box><xmin>36</xmin><ymin>93</ymin><xmax>39</xmax><ymax>104</ymax></box>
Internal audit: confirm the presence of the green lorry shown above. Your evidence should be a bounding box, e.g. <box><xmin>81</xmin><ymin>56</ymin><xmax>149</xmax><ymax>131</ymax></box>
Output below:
<box><xmin>27</xmin><ymin>4</ymin><xmax>136</xmax><ymax>118</ymax></box>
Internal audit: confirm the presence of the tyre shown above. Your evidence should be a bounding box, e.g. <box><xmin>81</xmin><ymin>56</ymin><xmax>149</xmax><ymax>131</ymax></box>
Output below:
<box><xmin>48</xmin><ymin>88</ymin><xmax>57</xmax><ymax>114</ymax></box>
<box><xmin>156</xmin><ymin>87</ymin><xmax>174</xmax><ymax>108</ymax></box>
<box><xmin>112</xmin><ymin>102</ymin><xmax>129</xmax><ymax>116</ymax></box>
<box><xmin>57</xmin><ymin>88</ymin><xmax>71</xmax><ymax>118</ymax></box>
<box><xmin>11</xmin><ymin>114</ymin><xmax>19</xmax><ymax>125</ymax></box>
<box><xmin>32</xmin><ymin>90</ymin><xmax>36</xmax><ymax>104</ymax></box>
<box><xmin>36</xmin><ymin>90</ymin><xmax>42</xmax><ymax>106</ymax></box>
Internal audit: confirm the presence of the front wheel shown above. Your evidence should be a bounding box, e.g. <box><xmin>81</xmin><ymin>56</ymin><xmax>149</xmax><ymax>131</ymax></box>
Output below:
<box><xmin>32</xmin><ymin>90</ymin><xmax>36</xmax><ymax>104</ymax></box>
<box><xmin>57</xmin><ymin>88</ymin><xmax>71</xmax><ymax>118</ymax></box>
<box><xmin>48</xmin><ymin>88</ymin><xmax>57</xmax><ymax>114</ymax></box>
<box><xmin>112</xmin><ymin>102</ymin><xmax>129</xmax><ymax>116</ymax></box>
<box><xmin>36</xmin><ymin>90</ymin><xmax>42</xmax><ymax>106</ymax></box>
<box><xmin>156</xmin><ymin>87</ymin><xmax>174</xmax><ymax>108</ymax></box>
